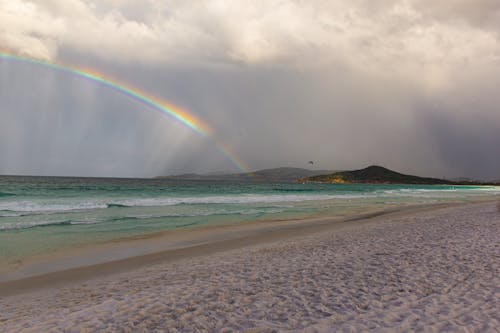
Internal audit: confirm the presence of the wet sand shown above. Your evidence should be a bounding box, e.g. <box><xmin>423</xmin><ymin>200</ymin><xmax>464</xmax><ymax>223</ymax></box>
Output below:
<box><xmin>1</xmin><ymin>200</ymin><xmax>499</xmax><ymax>332</ymax></box>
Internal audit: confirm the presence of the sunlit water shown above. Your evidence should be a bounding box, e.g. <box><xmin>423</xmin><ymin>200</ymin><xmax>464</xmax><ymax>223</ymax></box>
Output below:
<box><xmin>1</xmin><ymin>175</ymin><xmax>499</xmax><ymax>264</ymax></box>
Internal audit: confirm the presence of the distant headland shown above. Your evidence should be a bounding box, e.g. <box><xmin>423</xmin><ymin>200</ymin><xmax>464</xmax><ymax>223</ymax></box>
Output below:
<box><xmin>158</xmin><ymin>165</ymin><xmax>499</xmax><ymax>185</ymax></box>
<box><xmin>157</xmin><ymin>167</ymin><xmax>333</xmax><ymax>182</ymax></box>
<box><xmin>299</xmin><ymin>165</ymin><xmax>492</xmax><ymax>185</ymax></box>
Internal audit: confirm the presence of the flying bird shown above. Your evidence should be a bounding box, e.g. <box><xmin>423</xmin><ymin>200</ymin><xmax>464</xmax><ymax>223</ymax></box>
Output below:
<box><xmin>308</xmin><ymin>161</ymin><xmax>314</xmax><ymax>165</ymax></box>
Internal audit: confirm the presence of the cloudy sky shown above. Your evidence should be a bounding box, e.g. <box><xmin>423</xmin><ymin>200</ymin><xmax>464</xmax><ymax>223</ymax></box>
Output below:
<box><xmin>1</xmin><ymin>0</ymin><xmax>500</xmax><ymax>179</ymax></box>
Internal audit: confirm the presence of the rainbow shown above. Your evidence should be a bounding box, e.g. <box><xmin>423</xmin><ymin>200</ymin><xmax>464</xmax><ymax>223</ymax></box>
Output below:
<box><xmin>0</xmin><ymin>51</ymin><xmax>250</xmax><ymax>174</ymax></box>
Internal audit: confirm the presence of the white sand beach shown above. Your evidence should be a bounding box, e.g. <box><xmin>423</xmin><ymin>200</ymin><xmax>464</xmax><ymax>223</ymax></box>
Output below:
<box><xmin>1</xmin><ymin>201</ymin><xmax>499</xmax><ymax>332</ymax></box>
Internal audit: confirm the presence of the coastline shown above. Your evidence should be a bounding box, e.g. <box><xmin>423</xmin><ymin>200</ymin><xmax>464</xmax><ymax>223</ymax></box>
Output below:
<box><xmin>0</xmin><ymin>199</ymin><xmax>498</xmax><ymax>331</ymax></box>
<box><xmin>0</xmin><ymin>197</ymin><xmax>495</xmax><ymax>296</ymax></box>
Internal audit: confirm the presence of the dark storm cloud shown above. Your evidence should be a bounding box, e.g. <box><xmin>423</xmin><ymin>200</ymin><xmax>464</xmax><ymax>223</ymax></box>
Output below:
<box><xmin>1</xmin><ymin>1</ymin><xmax>500</xmax><ymax>179</ymax></box>
<box><xmin>417</xmin><ymin>110</ymin><xmax>500</xmax><ymax>181</ymax></box>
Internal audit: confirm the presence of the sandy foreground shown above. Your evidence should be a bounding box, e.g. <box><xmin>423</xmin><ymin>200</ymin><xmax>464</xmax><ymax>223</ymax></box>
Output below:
<box><xmin>0</xmin><ymin>201</ymin><xmax>499</xmax><ymax>332</ymax></box>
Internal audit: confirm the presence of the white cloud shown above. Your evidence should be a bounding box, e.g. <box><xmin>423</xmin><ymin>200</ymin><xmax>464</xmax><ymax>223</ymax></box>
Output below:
<box><xmin>2</xmin><ymin>0</ymin><xmax>500</xmax><ymax>96</ymax></box>
<box><xmin>0</xmin><ymin>0</ymin><xmax>64</xmax><ymax>59</ymax></box>
<box><xmin>1</xmin><ymin>0</ymin><xmax>498</xmax><ymax>67</ymax></box>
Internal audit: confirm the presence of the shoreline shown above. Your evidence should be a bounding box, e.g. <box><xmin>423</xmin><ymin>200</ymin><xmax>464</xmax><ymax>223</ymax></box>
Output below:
<box><xmin>1</xmin><ymin>199</ymin><xmax>498</xmax><ymax>331</ymax></box>
<box><xmin>0</xmin><ymin>198</ymin><xmax>494</xmax><ymax>297</ymax></box>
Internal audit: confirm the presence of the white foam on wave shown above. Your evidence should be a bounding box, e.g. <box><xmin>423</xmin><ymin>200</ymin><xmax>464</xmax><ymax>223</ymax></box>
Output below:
<box><xmin>0</xmin><ymin>186</ymin><xmax>497</xmax><ymax>215</ymax></box>
<box><xmin>0</xmin><ymin>201</ymin><xmax>108</xmax><ymax>213</ymax></box>
<box><xmin>114</xmin><ymin>194</ymin><xmax>369</xmax><ymax>207</ymax></box>
<box><xmin>0</xmin><ymin>194</ymin><xmax>367</xmax><ymax>214</ymax></box>
<box><xmin>0</xmin><ymin>219</ymin><xmax>72</xmax><ymax>231</ymax></box>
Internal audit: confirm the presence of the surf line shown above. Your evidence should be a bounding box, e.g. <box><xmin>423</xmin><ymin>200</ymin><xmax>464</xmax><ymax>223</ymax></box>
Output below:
<box><xmin>0</xmin><ymin>51</ymin><xmax>250</xmax><ymax>175</ymax></box>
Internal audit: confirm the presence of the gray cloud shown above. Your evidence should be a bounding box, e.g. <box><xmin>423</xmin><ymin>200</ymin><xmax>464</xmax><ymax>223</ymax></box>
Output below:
<box><xmin>1</xmin><ymin>1</ymin><xmax>500</xmax><ymax>179</ymax></box>
<box><xmin>416</xmin><ymin>109</ymin><xmax>500</xmax><ymax>181</ymax></box>
<box><xmin>413</xmin><ymin>0</ymin><xmax>500</xmax><ymax>30</ymax></box>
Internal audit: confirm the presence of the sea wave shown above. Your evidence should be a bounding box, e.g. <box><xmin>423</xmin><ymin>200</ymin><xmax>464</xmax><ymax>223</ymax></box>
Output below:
<box><xmin>0</xmin><ymin>186</ymin><xmax>496</xmax><ymax>215</ymax></box>
<box><xmin>0</xmin><ymin>201</ymin><xmax>108</xmax><ymax>214</ymax></box>
<box><xmin>0</xmin><ymin>207</ymin><xmax>289</xmax><ymax>231</ymax></box>
<box><xmin>0</xmin><ymin>210</ymin><xmax>20</xmax><ymax>217</ymax></box>
<box><xmin>106</xmin><ymin>203</ymin><xmax>130</xmax><ymax>208</ymax></box>
<box><xmin>0</xmin><ymin>220</ymin><xmax>73</xmax><ymax>231</ymax></box>
<box><xmin>272</xmin><ymin>188</ymin><xmax>317</xmax><ymax>192</ymax></box>
<box><xmin>0</xmin><ymin>194</ymin><xmax>362</xmax><ymax>214</ymax></box>
<box><xmin>111</xmin><ymin>194</ymin><xmax>366</xmax><ymax>207</ymax></box>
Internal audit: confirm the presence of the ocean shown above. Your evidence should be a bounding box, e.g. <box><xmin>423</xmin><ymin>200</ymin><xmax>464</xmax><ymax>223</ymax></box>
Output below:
<box><xmin>1</xmin><ymin>175</ymin><xmax>499</xmax><ymax>265</ymax></box>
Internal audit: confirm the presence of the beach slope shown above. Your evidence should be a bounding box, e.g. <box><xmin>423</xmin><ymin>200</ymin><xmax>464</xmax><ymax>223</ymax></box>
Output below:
<box><xmin>0</xmin><ymin>201</ymin><xmax>499</xmax><ymax>332</ymax></box>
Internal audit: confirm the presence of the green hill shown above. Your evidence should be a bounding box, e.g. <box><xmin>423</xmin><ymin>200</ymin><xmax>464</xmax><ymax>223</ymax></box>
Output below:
<box><xmin>302</xmin><ymin>165</ymin><xmax>454</xmax><ymax>185</ymax></box>
<box><xmin>157</xmin><ymin>167</ymin><xmax>333</xmax><ymax>182</ymax></box>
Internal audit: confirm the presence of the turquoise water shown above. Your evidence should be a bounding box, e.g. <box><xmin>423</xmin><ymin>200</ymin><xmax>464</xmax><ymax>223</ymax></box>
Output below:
<box><xmin>1</xmin><ymin>176</ymin><xmax>499</xmax><ymax>263</ymax></box>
